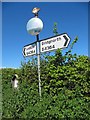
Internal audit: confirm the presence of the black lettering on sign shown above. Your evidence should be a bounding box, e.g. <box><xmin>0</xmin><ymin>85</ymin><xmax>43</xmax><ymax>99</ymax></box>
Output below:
<box><xmin>42</xmin><ymin>45</ymin><xmax>55</xmax><ymax>51</ymax></box>
<box><xmin>45</xmin><ymin>47</ymin><xmax>47</xmax><ymax>50</ymax></box>
<box><xmin>48</xmin><ymin>45</ymin><xmax>52</xmax><ymax>49</ymax></box>
<box><xmin>42</xmin><ymin>47</ymin><xmax>44</xmax><ymax>51</ymax></box>
<box><xmin>26</xmin><ymin>50</ymin><xmax>35</xmax><ymax>55</ymax></box>
<box><xmin>53</xmin><ymin>45</ymin><xmax>55</xmax><ymax>48</ymax></box>
<box><xmin>57</xmin><ymin>37</ymin><xmax>61</xmax><ymax>41</ymax></box>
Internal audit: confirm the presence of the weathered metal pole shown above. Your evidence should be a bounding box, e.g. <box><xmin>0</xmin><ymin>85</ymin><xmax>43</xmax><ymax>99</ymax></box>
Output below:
<box><xmin>36</xmin><ymin>35</ymin><xmax>41</xmax><ymax>98</ymax></box>
<box><xmin>33</xmin><ymin>8</ymin><xmax>41</xmax><ymax>98</ymax></box>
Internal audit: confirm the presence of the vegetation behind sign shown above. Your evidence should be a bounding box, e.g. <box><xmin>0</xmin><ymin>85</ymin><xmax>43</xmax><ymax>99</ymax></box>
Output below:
<box><xmin>1</xmin><ymin>37</ymin><xmax>90</xmax><ymax>119</ymax></box>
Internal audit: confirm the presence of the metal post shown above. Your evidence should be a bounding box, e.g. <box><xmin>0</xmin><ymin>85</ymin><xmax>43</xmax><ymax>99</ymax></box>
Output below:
<box><xmin>36</xmin><ymin>35</ymin><xmax>41</xmax><ymax>98</ymax></box>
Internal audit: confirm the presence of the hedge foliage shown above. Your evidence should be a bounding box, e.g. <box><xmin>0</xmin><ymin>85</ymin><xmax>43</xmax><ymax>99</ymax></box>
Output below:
<box><xmin>1</xmin><ymin>36</ymin><xmax>90</xmax><ymax>119</ymax></box>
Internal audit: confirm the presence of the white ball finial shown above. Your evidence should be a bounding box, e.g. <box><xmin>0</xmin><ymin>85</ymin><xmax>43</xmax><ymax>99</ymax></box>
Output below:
<box><xmin>26</xmin><ymin>17</ymin><xmax>43</xmax><ymax>36</ymax></box>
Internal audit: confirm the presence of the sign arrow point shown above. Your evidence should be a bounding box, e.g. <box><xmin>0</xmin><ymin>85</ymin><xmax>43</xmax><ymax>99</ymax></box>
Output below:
<box><xmin>63</xmin><ymin>34</ymin><xmax>69</xmax><ymax>47</ymax></box>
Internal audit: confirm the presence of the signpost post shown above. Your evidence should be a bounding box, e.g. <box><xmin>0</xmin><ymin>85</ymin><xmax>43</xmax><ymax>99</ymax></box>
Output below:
<box><xmin>36</xmin><ymin>34</ymin><xmax>41</xmax><ymax>98</ymax></box>
<box><xmin>26</xmin><ymin>7</ymin><xmax>43</xmax><ymax>99</ymax></box>
<box><xmin>23</xmin><ymin>7</ymin><xmax>70</xmax><ymax>99</ymax></box>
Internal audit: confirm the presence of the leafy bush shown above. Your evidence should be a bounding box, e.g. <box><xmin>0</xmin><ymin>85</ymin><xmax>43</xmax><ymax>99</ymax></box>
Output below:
<box><xmin>1</xmin><ymin>52</ymin><xmax>90</xmax><ymax>119</ymax></box>
<box><xmin>1</xmin><ymin>28</ymin><xmax>90</xmax><ymax>119</ymax></box>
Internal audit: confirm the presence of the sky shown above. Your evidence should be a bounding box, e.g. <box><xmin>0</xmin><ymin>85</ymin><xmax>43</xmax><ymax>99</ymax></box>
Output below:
<box><xmin>2</xmin><ymin>2</ymin><xmax>88</xmax><ymax>68</ymax></box>
<box><xmin>0</xmin><ymin>2</ymin><xmax>2</xmax><ymax>68</ymax></box>
<box><xmin>1</xmin><ymin>0</ymin><xmax>89</xmax><ymax>2</ymax></box>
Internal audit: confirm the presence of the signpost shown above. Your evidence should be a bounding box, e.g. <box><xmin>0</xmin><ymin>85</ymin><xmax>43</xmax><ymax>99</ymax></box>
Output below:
<box><xmin>23</xmin><ymin>33</ymin><xmax>70</xmax><ymax>56</ymax></box>
<box><xmin>40</xmin><ymin>33</ymin><xmax>70</xmax><ymax>53</ymax></box>
<box><xmin>22</xmin><ymin>7</ymin><xmax>71</xmax><ymax>99</ymax></box>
